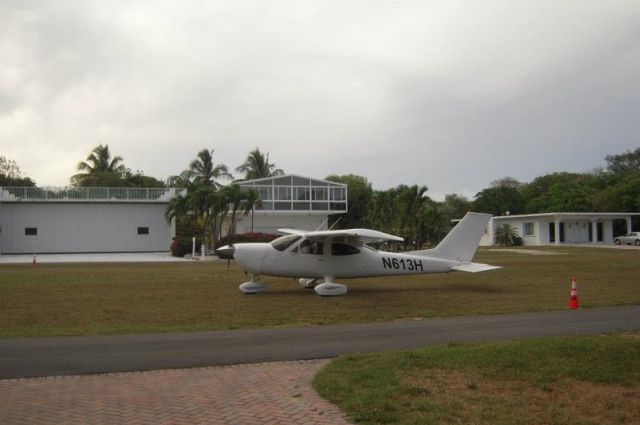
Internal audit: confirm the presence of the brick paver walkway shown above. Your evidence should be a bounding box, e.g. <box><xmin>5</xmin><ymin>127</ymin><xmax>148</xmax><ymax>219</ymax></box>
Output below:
<box><xmin>0</xmin><ymin>360</ymin><xmax>351</xmax><ymax>424</ymax></box>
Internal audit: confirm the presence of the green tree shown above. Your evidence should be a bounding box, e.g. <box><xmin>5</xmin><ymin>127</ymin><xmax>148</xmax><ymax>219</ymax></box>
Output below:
<box><xmin>326</xmin><ymin>174</ymin><xmax>372</xmax><ymax>229</ymax></box>
<box><xmin>494</xmin><ymin>223</ymin><xmax>522</xmax><ymax>246</ymax></box>
<box><xmin>167</xmin><ymin>170</ymin><xmax>194</xmax><ymax>189</ymax></box>
<box><xmin>124</xmin><ymin>170</ymin><xmax>166</xmax><ymax>188</ymax></box>
<box><xmin>166</xmin><ymin>148</ymin><xmax>258</xmax><ymax>250</ymax></box>
<box><xmin>473</xmin><ymin>185</ymin><xmax>525</xmax><ymax>216</ymax></box>
<box><xmin>545</xmin><ymin>180</ymin><xmax>597</xmax><ymax>212</ymax></box>
<box><xmin>236</xmin><ymin>148</ymin><xmax>283</xmax><ymax>180</ymax></box>
<box><xmin>396</xmin><ymin>185</ymin><xmax>430</xmax><ymax>248</ymax></box>
<box><xmin>189</xmin><ymin>148</ymin><xmax>232</xmax><ymax>187</ymax></box>
<box><xmin>441</xmin><ymin>193</ymin><xmax>472</xmax><ymax>221</ymax></box>
<box><xmin>596</xmin><ymin>173</ymin><xmax>640</xmax><ymax>212</ymax></box>
<box><xmin>605</xmin><ymin>147</ymin><xmax>640</xmax><ymax>175</ymax></box>
<box><xmin>222</xmin><ymin>184</ymin><xmax>258</xmax><ymax>241</ymax></box>
<box><xmin>0</xmin><ymin>155</ymin><xmax>36</xmax><ymax>186</ymax></box>
<box><xmin>365</xmin><ymin>185</ymin><xmax>444</xmax><ymax>249</ymax></box>
<box><xmin>490</xmin><ymin>176</ymin><xmax>523</xmax><ymax>189</ymax></box>
<box><xmin>366</xmin><ymin>189</ymin><xmax>397</xmax><ymax>231</ymax></box>
<box><xmin>417</xmin><ymin>204</ymin><xmax>448</xmax><ymax>247</ymax></box>
<box><xmin>521</xmin><ymin>173</ymin><xmax>599</xmax><ymax>213</ymax></box>
<box><xmin>71</xmin><ymin>144</ymin><xmax>126</xmax><ymax>187</ymax></box>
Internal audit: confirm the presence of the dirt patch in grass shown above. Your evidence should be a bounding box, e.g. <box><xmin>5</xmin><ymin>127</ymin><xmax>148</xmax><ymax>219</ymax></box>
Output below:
<box><xmin>404</xmin><ymin>370</ymin><xmax>640</xmax><ymax>425</ymax></box>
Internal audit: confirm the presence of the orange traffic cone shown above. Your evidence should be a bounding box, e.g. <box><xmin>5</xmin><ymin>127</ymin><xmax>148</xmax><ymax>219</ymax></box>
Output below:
<box><xmin>567</xmin><ymin>277</ymin><xmax>579</xmax><ymax>309</ymax></box>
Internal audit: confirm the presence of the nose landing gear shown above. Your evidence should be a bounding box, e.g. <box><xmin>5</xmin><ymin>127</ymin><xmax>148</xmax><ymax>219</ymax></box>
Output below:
<box><xmin>239</xmin><ymin>275</ymin><xmax>267</xmax><ymax>294</ymax></box>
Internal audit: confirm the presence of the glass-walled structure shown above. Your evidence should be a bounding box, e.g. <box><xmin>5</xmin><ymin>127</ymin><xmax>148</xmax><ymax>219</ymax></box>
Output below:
<box><xmin>237</xmin><ymin>175</ymin><xmax>348</xmax><ymax>213</ymax></box>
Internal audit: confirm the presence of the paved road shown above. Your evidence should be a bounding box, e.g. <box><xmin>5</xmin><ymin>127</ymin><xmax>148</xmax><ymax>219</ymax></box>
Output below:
<box><xmin>2</xmin><ymin>305</ymin><xmax>639</xmax><ymax>379</ymax></box>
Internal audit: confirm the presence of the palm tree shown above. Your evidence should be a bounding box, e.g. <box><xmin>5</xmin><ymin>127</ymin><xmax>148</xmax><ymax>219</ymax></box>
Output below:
<box><xmin>222</xmin><ymin>184</ymin><xmax>258</xmax><ymax>241</ymax></box>
<box><xmin>494</xmin><ymin>223</ymin><xmax>522</xmax><ymax>246</ymax></box>
<box><xmin>189</xmin><ymin>149</ymin><xmax>232</xmax><ymax>188</ymax></box>
<box><xmin>236</xmin><ymin>148</ymin><xmax>283</xmax><ymax>180</ymax></box>
<box><xmin>393</xmin><ymin>185</ymin><xmax>430</xmax><ymax>249</ymax></box>
<box><xmin>166</xmin><ymin>170</ymin><xmax>194</xmax><ymax>189</ymax></box>
<box><xmin>72</xmin><ymin>144</ymin><xmax>126</xmax><ymax>187</ymax></box>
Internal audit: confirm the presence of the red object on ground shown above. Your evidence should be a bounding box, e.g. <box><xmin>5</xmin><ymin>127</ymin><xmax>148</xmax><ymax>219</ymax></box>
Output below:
<box><xmin>567</xmin><ymin>276</ymin><xmax>579</xmax><ymax>309</ymax></box>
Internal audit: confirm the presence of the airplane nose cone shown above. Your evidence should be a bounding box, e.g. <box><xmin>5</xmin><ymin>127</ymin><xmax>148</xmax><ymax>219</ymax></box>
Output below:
<box><xmin>215</xmin><ymin>244</ymin><xmax>235</xmax><ymax>260</ymax></box>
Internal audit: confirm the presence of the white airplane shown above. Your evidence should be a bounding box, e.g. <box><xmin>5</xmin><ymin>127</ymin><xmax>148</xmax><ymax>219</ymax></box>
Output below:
<box><xmin>215</xmin><ymin>212</ymin><xmax>500</xmax><ymax>296</ymax></box>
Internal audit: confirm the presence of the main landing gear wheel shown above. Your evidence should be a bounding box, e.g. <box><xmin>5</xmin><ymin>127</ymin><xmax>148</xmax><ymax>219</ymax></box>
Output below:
<box><xmin>239</xmin><ymin>276</ymin><xmax>267</xmax><ymax>294</ymax></box>
<box><xmin>314</xmin><ymin>282</ymin><xmax>348</xmax><ymax>296</ymax></box>
<box><xmin>298</xmin><ymin>278</ymin><xmax>319</xmax><ymax>289</ymax></box>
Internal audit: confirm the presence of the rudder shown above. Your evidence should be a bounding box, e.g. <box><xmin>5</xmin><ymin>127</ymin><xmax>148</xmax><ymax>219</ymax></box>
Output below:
<box><xmin>420</xmin><ymin>212</ymin><xmax>491</xmax><ymax>262</ymax></box>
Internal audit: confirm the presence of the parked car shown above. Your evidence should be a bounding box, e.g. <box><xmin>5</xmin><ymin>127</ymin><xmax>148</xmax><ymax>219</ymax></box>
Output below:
<box><xmin>614</xmin><ymin>232</ymin><xmax>640</xmax><ymax>246</ymax></box>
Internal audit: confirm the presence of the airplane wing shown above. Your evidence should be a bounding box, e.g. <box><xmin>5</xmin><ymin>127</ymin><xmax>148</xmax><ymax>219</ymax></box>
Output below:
<box><xmin>277</xmin><ymin>228</ymin><xmax>309</xmax><ymax>236</ymax></box>
<box><xmin>450</xmin><ymin>262</ymin><xmax>502</xmax><ymax>273</ymax></box>
<box><xmin>277</xmin><ymin>228</ymin><xmax>404</xmax><ymax>244</ymax></box>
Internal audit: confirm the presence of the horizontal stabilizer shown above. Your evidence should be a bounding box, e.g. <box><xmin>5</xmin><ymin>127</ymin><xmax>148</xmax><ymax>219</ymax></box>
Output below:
<box><xmin>450</xmin><ymin>263</ymin><xmax>502</xmax><ymax>273</ymax></box>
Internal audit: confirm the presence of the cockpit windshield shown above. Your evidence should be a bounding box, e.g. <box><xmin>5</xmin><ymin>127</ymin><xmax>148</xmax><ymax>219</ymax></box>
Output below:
<box><xmin>271</xmin><ymin>235</ymin><xmax>301</xmax><ymax>252</ymax></box>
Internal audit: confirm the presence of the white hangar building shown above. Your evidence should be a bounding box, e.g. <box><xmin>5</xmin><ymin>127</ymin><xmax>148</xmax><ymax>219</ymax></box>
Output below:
<box><xmin>0</xmin><ymin>187</ymin><xmax>184</xmax><ymax>255</ymax></box>
<box><xmin>480</xmin><ymin>212</ymin><xmax>640</xmax><ymax>246</ymax></box>
<box><xmin>234</xmin><ymin>175</ymin><xmax>348</xmax><ymax>234</ymax></box>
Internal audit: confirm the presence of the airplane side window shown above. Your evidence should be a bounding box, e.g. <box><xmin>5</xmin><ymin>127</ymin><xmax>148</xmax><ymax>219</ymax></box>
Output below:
<box><xmin>331</xmin><ymin>243</ymin><xmax>360</xmax><ymax>256</ymax></box>
<box><xmin>299</xmin><ymin>239</ymin><xmax>324</xmax><ymax>255</ymax></box>
<box><xmin>271</xmin><ymin>235</ymin><xmax>301</xmax><ymax>252</ymax></box>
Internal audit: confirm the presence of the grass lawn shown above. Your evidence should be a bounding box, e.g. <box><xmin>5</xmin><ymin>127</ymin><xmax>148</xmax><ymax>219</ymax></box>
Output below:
<box><xmin>1</xmin><ymin>246</ymin><xmax>639</xmax><ymax>338</ymax></box>
<box><xmin>313</xmin><ymin>332</ymin><xmax>640</xmax><ymax>425</ymax></box>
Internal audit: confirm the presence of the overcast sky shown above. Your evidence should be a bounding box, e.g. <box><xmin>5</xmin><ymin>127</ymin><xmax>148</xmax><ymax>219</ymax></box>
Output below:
<box><xmin>1</xmin><ymin>1</ymin><xmax>639</xmax><ymax>199</ymax></box>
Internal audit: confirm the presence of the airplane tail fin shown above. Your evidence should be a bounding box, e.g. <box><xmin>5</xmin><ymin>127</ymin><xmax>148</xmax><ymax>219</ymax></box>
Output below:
<box><xmin>416</xmin><ymin>212</ymin><xmax>491</xmax><ymax>262</ymax></box>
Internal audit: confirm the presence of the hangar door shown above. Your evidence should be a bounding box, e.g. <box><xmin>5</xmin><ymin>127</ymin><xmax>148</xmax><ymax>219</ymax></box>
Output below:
<box><xmin>0</xmin><ymin>203</ymin><xmax>171</xmax><ymax>254</ymax></box>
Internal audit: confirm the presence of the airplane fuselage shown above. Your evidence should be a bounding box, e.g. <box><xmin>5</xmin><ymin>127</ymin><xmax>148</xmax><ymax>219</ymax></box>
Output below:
<box><xmin>233</xmin><ymin>242</ymin><xmax>455</xmax><ymax>280</ymax></box>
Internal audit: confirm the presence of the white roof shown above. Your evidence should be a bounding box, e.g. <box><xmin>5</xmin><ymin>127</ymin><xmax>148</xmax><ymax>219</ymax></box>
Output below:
<box><xmin>235</xmin><ymin>174</ymin><xmax>347</xmax><ymax>187</ymax></box>
<box><xmin>492</xmin><ymin>212</ymin><xmax>640</xmax><ymax>220</ymax></box>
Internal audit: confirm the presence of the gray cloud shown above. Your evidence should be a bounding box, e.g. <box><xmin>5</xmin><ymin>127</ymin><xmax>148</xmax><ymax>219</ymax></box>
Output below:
<box><xmin>1</xmin><ymin>0</ymin><xmax>639</xmax><ymax>199</ymax></box>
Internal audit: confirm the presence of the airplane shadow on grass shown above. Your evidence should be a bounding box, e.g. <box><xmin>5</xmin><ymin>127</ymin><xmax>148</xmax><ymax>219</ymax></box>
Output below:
<box><xmin>256</xmin><ymin>281</ymin><xmax>506</xmax><ymax>296</ymax></box>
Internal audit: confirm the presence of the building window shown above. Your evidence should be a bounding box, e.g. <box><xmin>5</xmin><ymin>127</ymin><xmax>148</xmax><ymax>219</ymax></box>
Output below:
<box><xmin>137</xmin><ymin>227</ymin><xmax>150</xmax><ymax>235</ymax></box>
<box><xmin>25</xmin><ymin>227</ymin><xmax>38</xmax><ymax>236</ymax></box>
<box><xmin>274</xmin><ymin>186</ymin><xmax>291</xmax><ymax>200</ymax></box>
<box><xmin>331</xmin><ymin>187</ymin><xmax>346</xmax><ymax>201</ymax></box>
<box><xmin>523</xmin><ymin>222</ymin><xmax>534</xmax><ymax>236</ymax></box>
<box><xmin>294</xmin><ymin>187</ymin><xmax>310</xmax><ymax>201</ymax></box>
<box><xmin>257</xmin><ymin>186</ymin><xmax>271</xmax><ymax>200</ymax></box>
<box><xmin>312</xmin><ymin>187</ymin><xmax>327</xmax><ymax>201</ymax></box>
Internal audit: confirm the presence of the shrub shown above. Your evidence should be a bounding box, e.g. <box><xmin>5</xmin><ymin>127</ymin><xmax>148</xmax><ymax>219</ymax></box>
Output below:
<box><xmin>170</xmin><ymin>237</ymin><xmax>202</xmax><ymax>257</ymax></box>
<box><xmin>494</xmin><ymin>223</ymin><xmax>523</xmax><ymax>247</ymax></box>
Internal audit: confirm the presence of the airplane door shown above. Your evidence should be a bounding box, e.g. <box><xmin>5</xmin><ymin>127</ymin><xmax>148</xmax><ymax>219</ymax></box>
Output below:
<box><xmin>293</xmin><ymin>239</ymin><xmax>325</xmax><ymax>274</ymax></box>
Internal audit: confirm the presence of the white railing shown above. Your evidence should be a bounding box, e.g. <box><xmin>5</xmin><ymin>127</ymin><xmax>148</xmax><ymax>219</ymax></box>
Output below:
<box><xmin>0</xmin><ymin>187</ymin><xmax>186</xmax><ymax>202</ymax></box>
